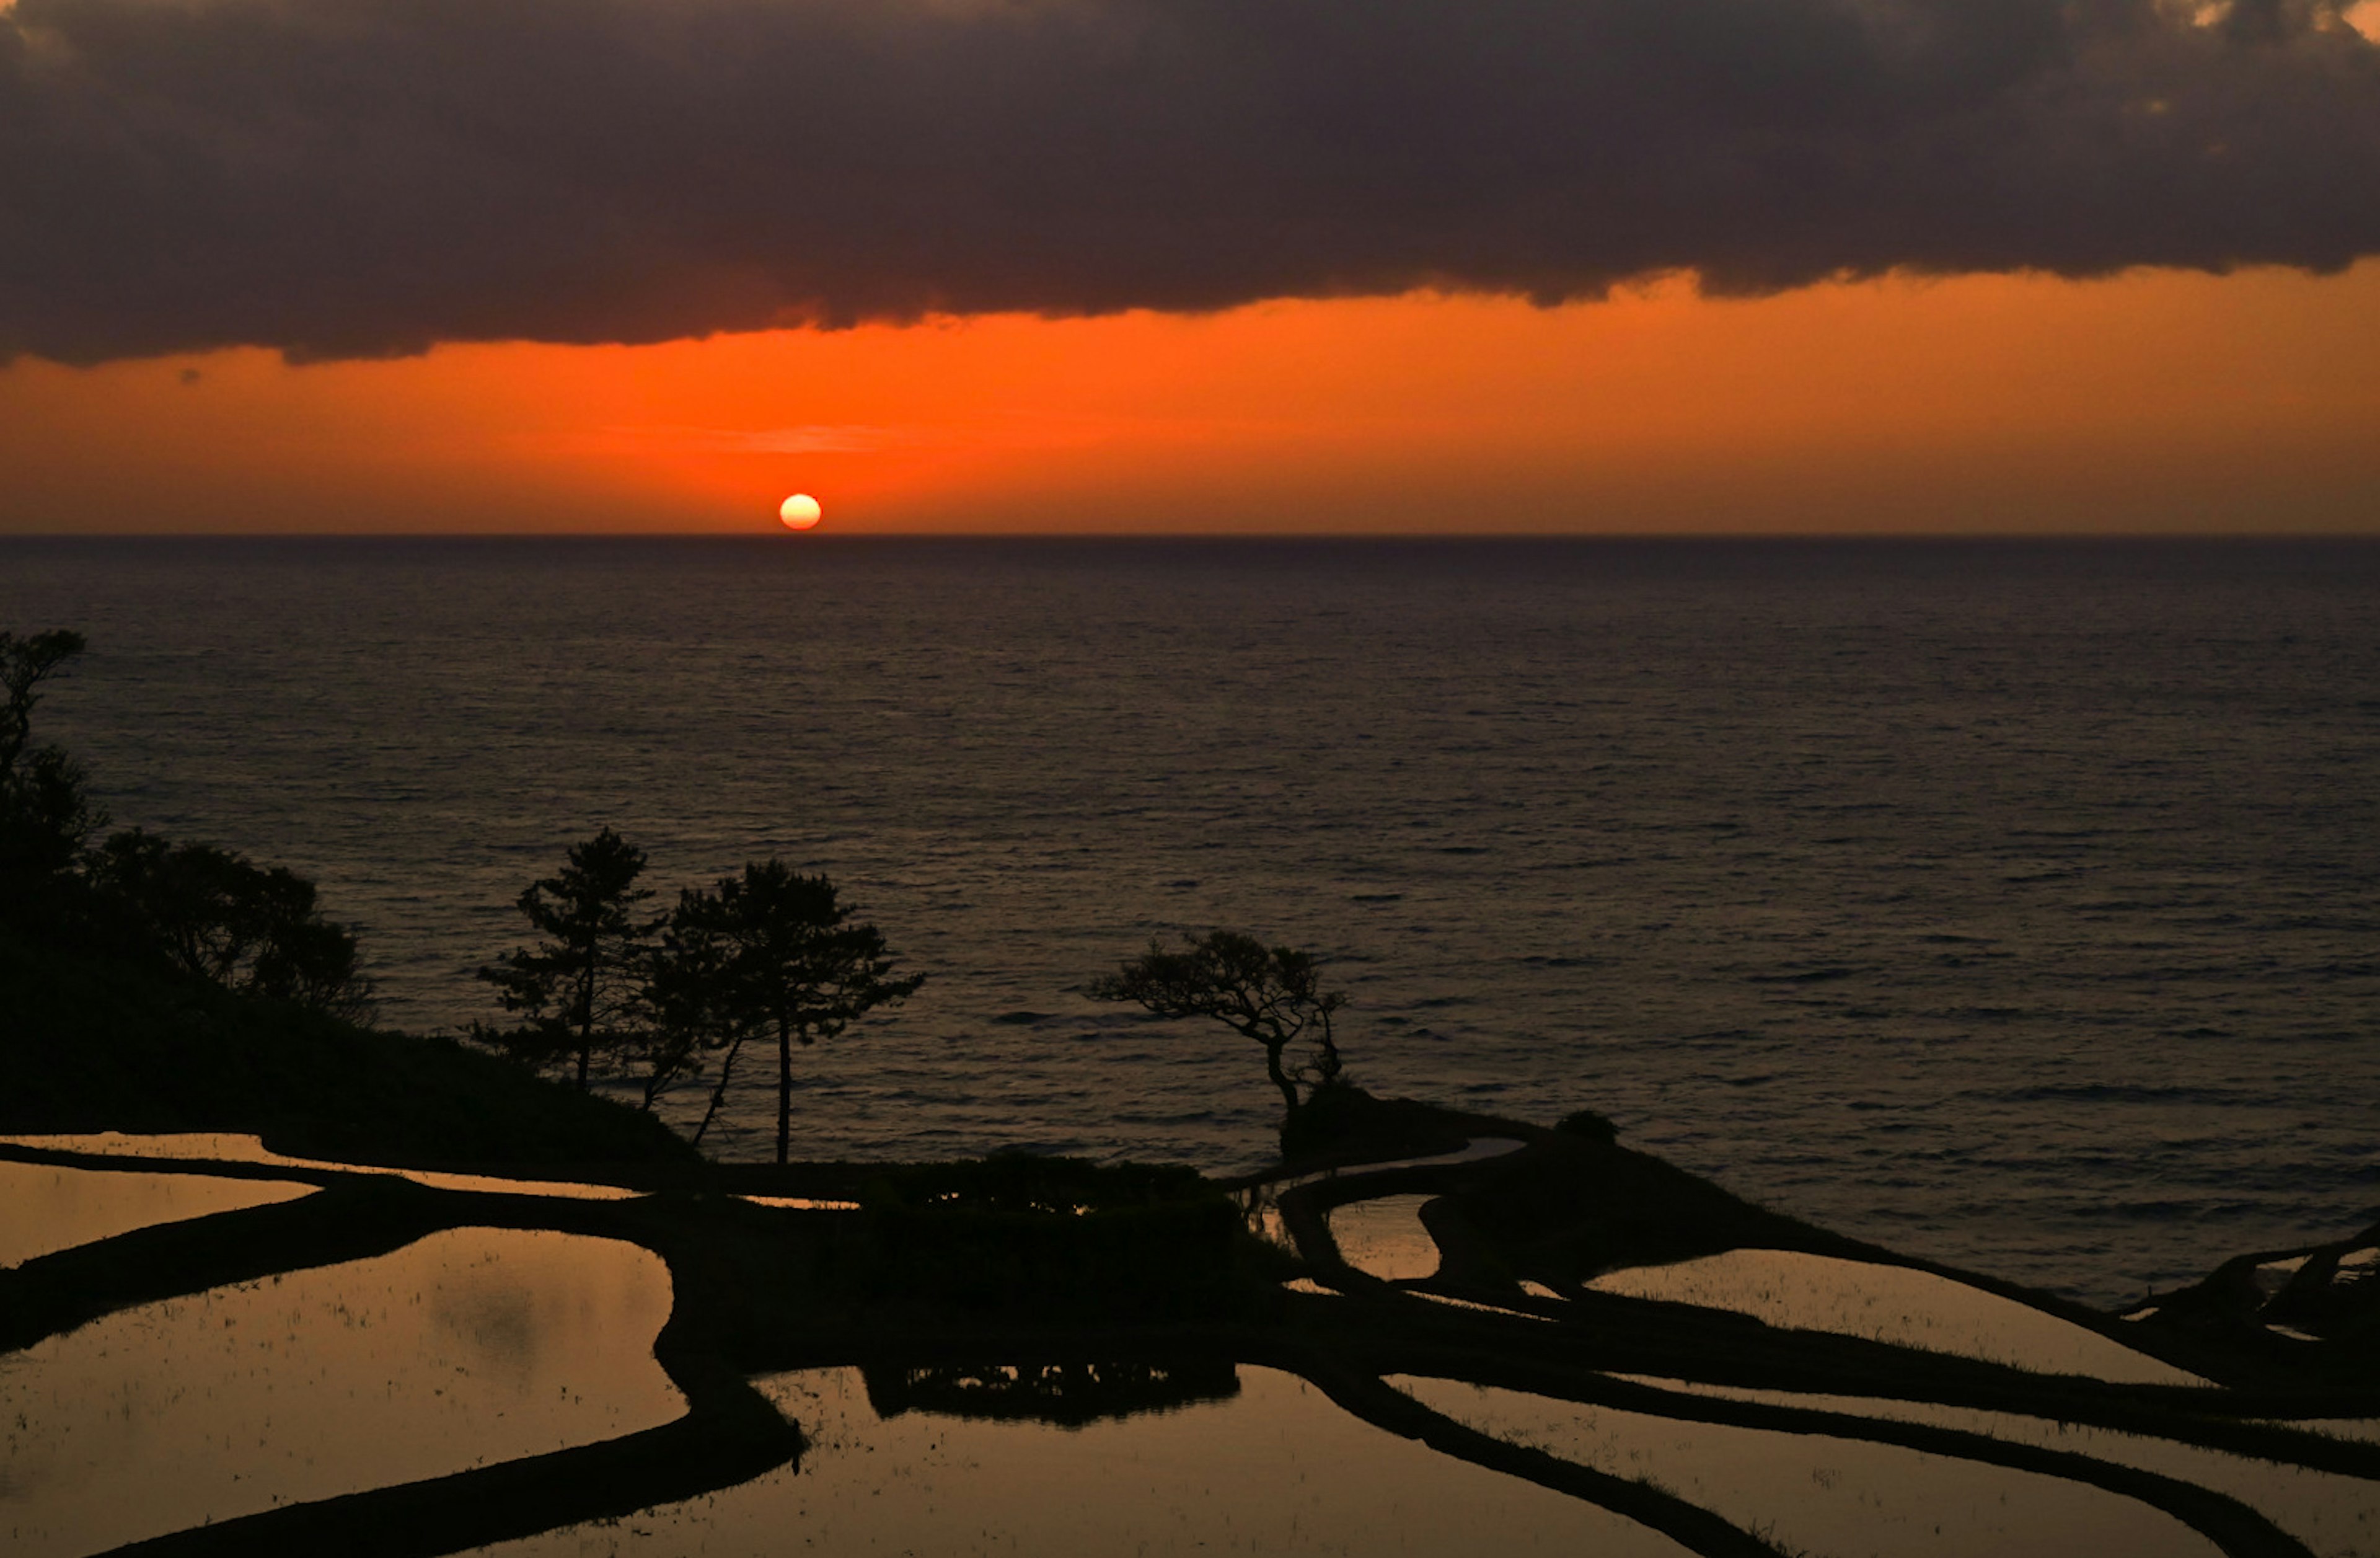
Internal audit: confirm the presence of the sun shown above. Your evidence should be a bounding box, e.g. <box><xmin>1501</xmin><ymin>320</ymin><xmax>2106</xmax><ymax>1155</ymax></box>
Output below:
<box><xmin>778</xmin><ymin>493</ymin><xmax>823</xmax><ymax>530</ymax></box>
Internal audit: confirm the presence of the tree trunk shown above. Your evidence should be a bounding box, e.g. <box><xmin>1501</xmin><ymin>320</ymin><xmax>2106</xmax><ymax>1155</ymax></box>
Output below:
<box><xmin>1266</xmin><ymin>1043</ymin><xmax>1300</xmax><ymax>1114</ymax></box>
<box><xmin>776</xmin><ymin>1014</ymin><xmax>794</xmax><ymax>1166</ymax></box>
<box><xmin>692</xmin><ymin>1035</ymin><xmax>745</xmax><ymax>1147</ymax></box>
<box><xmin>575</xmin><ymin>945</ymin><xmax>597</xmax><ymax>1092</ymax></box>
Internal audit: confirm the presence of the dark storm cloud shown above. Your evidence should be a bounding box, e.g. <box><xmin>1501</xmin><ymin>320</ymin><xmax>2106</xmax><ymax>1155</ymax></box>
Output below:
<box><xmin>2</xmin><ymin>0</ymin><xmax>2376</xmax><ymax>362</ymax></box>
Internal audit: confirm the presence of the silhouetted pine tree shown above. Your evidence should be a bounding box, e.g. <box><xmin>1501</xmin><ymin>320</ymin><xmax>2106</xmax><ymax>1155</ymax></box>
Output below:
<box><xmin>477</xmin><ymin>828</ymin><xmax>662</xmax><ymax>1091</ymax></box>
<box><xmin>1090</xmin><ymin>930</ymin><xmax>1346</xmax><ymax>1114</ymax></box>
<box><xmin>650</xmin><ymin>861</ymin><xmax>922</xmax><ymax>1163</ymax></box>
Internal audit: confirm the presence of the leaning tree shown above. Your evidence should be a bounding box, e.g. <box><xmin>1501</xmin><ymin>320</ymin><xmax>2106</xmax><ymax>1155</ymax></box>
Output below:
<box><xmin>640</xmin><ymin>896</ymin><xmax>748</xmax><ymax>1134</ymax></box>
<box><xmin>1090</xmin><ymin>930</ymin><xmax>1347</xmax><ymax>1114</ymax></box>
<box><xmin>654</xmin><ymin>861</ymin><xmax>922</xmax><ymax>1164</ymax></box>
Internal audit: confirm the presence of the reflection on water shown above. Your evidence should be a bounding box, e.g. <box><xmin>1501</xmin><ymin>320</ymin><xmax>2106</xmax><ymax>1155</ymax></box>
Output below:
<box><xmin>863</xmin><ymin>1360</ymin><xmax>1240</xmax><ymax>1427</ymax></box>
<box><xmin>0</xmin><ymin>1228</ymin><xmax>681</xmax><ymax>1556</ymax></box>
<box><xmin>0</xmin><ymin>1159</ymin><xmax>315</xmax><ymax>1268</ymax></box>
<box><xmin>0</xmin><ymin>1133</ymin><xmax>646</xmax><ymax>1200</ymax></box>
<box><xmin>471</xmin><ymin>1366</ymin><xmax>1694</xmax><ymax>1557</ymax></box>
<box><xmin>1328</xmin><ymin>1194</ymin><xmax>1442</xmax><ymax>1281</ymax></box>
<box><xmin>1616</xmin><ymin>1376</ymin><xmax>2380</xmax><ymax>1558</ymax></box>
<box><xmin>1589</xmin><ymin>1248</ymin><xmax>2203</xmax><ymax>1385</ymax></box>
<box><xmin>1393</xmin><ymin>1377</ymin><xmax>2226</xmax><ymax>1558</ymax></box>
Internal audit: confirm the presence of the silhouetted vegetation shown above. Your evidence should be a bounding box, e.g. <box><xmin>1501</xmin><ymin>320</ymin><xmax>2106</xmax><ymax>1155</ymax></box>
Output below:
<box><xmin>0</xmin><ymin>923</ymin><xmax>689</xmax><ymax>1164</ymax></box>
<box><xmin>653</xmin><ymin>861</ymin><xmax>923</xmax><ymax>1164</ymax></box>
<box><xmin>1</xmin><ymin>629</ymin><xmax>371</xmax><ymax>1019</ymax></box>
<box><xmin>0</xmin><ymin>629</ymin><xmax>105</xmax><ymax>926</ymax></box>
<box><xmin>842</xmin><ymin>1156</ymin><xmax>1242</xmax><ymax>1319</ymax></box>
<box><xmin>475</xmin><ymin>827</ymin><xmax>662</xmax><ymax>1091</ymax></box>
<box><xmin>470</xmin><ymin>845</ymin><xmax>927</xmax><ymax>1160</ymax></box>
<box><xmin>862</xmin><ymin>1360</ymin><xmax>1240</xmax><ymax>1426</ymax></box>
<box><xmin>90</xmin><ymin>829</ymin><xmax>372</xmax><ymax>1020</ymax></box>
<box><xmin>1555</xmin><ymin>1107</ymin><xmax>1620</xmax><ymax>1144</ymax></box>
<box><xmin>0</xmin><ymin>626</ymin><xmax>685</xmax><ymax>1164</ymax></box>
<box><xmin>1091</xmin><ymin>929</ymin><xmax>1346</xmax><ymax>1113</ymax></box>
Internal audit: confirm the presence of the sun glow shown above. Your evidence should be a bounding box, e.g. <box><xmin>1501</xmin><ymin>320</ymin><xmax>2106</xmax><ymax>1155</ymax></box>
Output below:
<box><xmin>778</xmin><ymin>493</ymin><xmax>823</xmax><ymax>529</ymax></box>
<box><xmin>2</xmin><ymin>267</ymin><xmax>2376</xmax><ymax>534</ymax></box>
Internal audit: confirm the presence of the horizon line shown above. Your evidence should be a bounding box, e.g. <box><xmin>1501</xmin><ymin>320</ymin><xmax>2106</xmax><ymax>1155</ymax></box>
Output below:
<box><xmin>7</xmin><ymin>529</ymin><xmax>2380</xmax><ymax>544</ymax></box>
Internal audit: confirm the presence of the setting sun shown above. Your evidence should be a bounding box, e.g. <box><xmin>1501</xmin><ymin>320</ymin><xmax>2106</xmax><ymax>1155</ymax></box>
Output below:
<box><xmin>778</xmin><ymin>493</ymin><xmax>822</xmax><ymax>531</ymax></box>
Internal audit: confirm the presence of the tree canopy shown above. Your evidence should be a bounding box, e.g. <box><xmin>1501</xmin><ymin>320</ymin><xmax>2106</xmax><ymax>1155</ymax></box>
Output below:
<box><xmin>470</xmin><ymin>846</ymin><xmax>927</xmax><ymax>1155</ymax></box>
<box><xmin>654</xmin><ymin>861</ymin><xmax>923</xmax><ymax>1164</ymax></box>
<box><xmin>2</xmin><ymin>627</ymin><xmax>370</xmax><ymax>1020</ymax></box>
<box><xmin>1090</xmin><ymin>930</ymin><xmax>1346</xmax><ymax>1113</ymax></box>
<box><xmin>0</xmin><ymin>629</ymin><xmax>104</xmax><ymax>902</ymax></box>
<box><xmin>476</xmin><ymin>828</ymin><xmax>661</xmax><ymax>1091</ymax></box>
<box><xmin>91</xmin><ymin>830</ymin><xmax>372</xmax><ymax>1020</ymax></box>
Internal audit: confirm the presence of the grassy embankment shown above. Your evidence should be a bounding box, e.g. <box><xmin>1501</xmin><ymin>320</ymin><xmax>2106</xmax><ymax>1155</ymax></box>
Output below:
<box><xmin>0</xmin><ymin>927</ymin><xmax>690</xmax><ymax>1167</ymax></box>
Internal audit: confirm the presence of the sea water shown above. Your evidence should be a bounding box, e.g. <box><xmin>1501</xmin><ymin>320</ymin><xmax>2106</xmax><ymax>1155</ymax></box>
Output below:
<box><xmin>4</xmin><ymin>536</ymin><xmax>2374</xmax><ymax>1303</ymax></box>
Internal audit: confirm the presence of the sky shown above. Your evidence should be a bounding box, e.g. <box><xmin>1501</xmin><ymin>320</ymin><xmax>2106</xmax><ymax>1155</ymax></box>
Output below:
<box><xmin>4</xmin><ymin>0</ymin><xmax>2378</xmax><ymax>534</ymax></box>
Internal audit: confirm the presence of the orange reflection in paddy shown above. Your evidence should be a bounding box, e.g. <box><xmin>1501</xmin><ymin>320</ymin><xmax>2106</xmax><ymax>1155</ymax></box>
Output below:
<box><xmin>0</xmin><ymin>263</ymin><xmax>2376</xmax><ymax>534</ymax></box>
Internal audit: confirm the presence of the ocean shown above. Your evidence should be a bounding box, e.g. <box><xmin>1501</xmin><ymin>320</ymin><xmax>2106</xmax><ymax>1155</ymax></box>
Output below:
<box><xmin>4</xmin><ymin>535</ymin><xmax>2374</xmax><ymax>1304</ymax></box>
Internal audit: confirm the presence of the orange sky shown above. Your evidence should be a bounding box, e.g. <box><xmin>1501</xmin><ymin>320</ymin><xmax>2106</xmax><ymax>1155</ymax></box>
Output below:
<box><xmin>3</xmin><ymin>262</ymin><xmax>2376</xmax><ymax>534</ymax></box>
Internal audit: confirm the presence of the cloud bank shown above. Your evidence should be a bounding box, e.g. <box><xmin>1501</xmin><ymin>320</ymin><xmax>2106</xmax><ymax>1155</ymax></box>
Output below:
<box><xmin>3</xmin><ymin>0</ymin><xmax>2376</xmax><ymax>362</ymax></box>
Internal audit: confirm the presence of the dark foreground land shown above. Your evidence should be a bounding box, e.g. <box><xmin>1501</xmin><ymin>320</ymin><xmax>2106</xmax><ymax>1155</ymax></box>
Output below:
<box><xmin>7</xmin><ymin>936</ymin><xmax>2380</xmax><ymax>1557</ymax></box>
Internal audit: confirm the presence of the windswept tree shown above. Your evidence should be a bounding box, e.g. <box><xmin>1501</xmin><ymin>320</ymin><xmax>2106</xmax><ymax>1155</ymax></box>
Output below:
<box><xmin>1090</xmin><ymin>931</ymin><xmax>1347</xmax><ymax>1114</ymax></box>
<box><xmin>652</xmin><ymin>861</ymin><xmax>922</xmax><ymax>1164</ymax></box>
<box><xmin>478</xmin><ymin>828</ymin><xmax>662</xmax><ymax>1091</ymax></box>
<box><xmin>90</xmin><ymin>829</ymin><xmax>374</xmax><ymax>1019</ymax></box>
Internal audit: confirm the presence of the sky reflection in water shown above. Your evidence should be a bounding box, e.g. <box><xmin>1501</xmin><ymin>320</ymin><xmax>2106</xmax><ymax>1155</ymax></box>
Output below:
<box><xmin>473</xmin><ymin>1365</ymin><xmax>1693</xmax><ymax>1557</ymax></box>
<box><xmin>0</xmin><ymin>1158</ymin><xmax>315</xmax><ymax>1268</ymax></box>
<box><xmin>0</xmin><ymin>1225</ymin><xmax>680</xmax><ymax>1556</ymax></box>
<box><xmin>1587</xmin><ymin>1248</ymin><xmax>2206</xmax><ymax>1386</ymax></box>
<box><xmin>1616</xmin><ymin>1377</ymin><xmax>2380</xmax><ymax>1558</ymax></box>
<box><xmin>1395</xmin><ymin>1378</ymin><xmax>2223</xmax><ymax>1558</ymax></box>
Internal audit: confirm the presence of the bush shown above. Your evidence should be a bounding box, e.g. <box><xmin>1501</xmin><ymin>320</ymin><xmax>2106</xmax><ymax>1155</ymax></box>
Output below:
<box><xmin>1555</xmin><ymin>1108</ymin><xmax>1620</xmax><ymax>1144</ymax></box>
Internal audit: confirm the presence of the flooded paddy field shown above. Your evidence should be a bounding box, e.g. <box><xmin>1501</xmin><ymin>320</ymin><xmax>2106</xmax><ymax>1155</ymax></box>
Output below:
<box><xmin>477</xmin><ymin>1366</ymin><xmax>1692</xmax><ymax>1558</ymax></box>
<box><xmin>1584</xmin><ymin>1248</ymin><xmax>2208</xmax><ymax>1387</ymax></box>
<box><xmin>1395</xmin><ymin>1376</ymin><xmax>2222</xmax><ymax>1558</ymax></box>
<box><xmin>2</xmin><ymin>1200</ymin><xmax>678</xmax><ymax>1556</ymax></box>
<box><xmin>0</xmin><ymin>1158</ymin><xmax>316</xmax><ymax>1270</ymax></box>
<box><xmin>9</xmin><ymin>1117</ymin><xmax>2380</xmax><ymax>1556</ymax></box>
<box><xmin>1610</xmin><ymin>1378</ymin><xmax>2380</xmax><ymax>1558</ymax></box>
